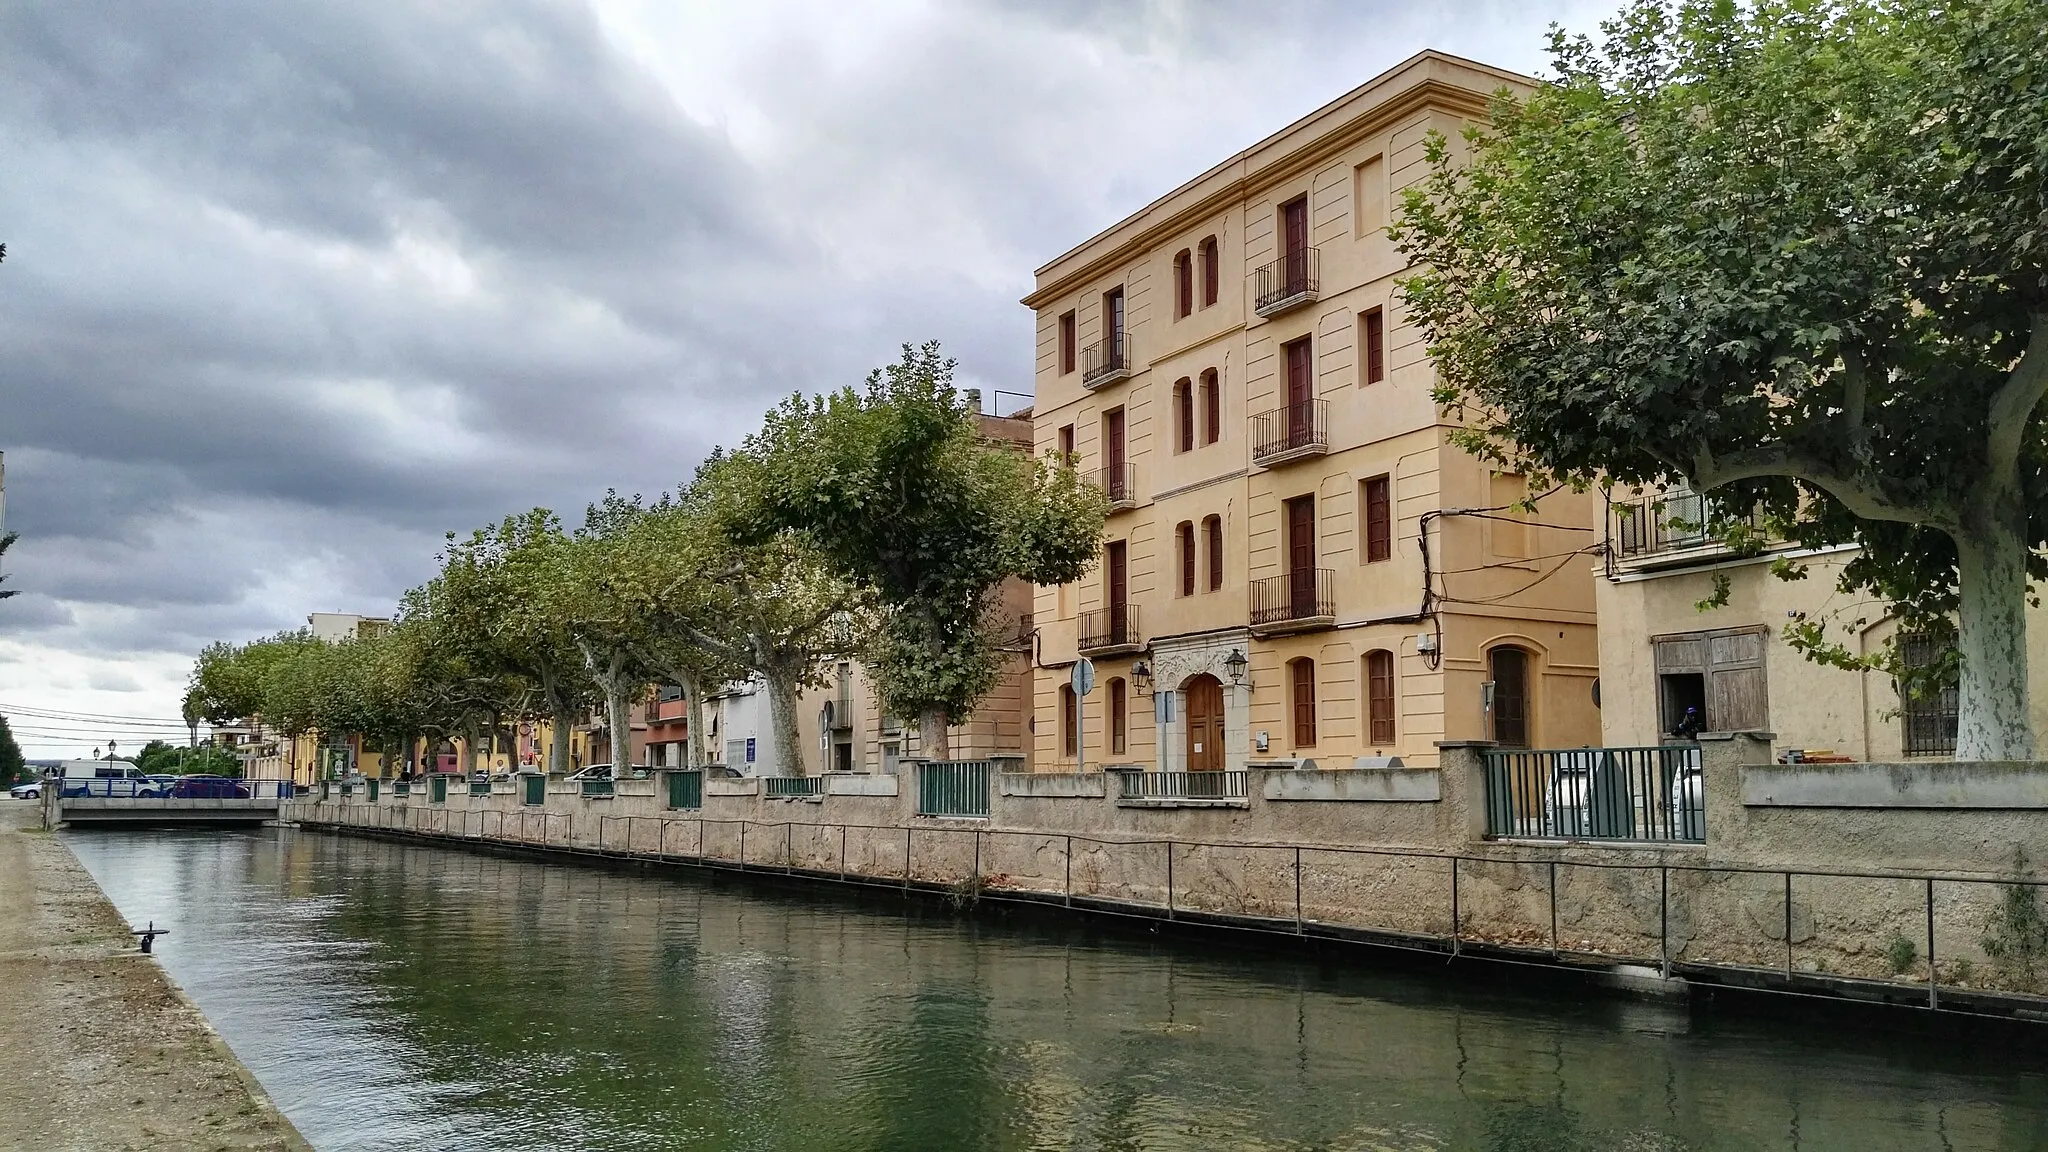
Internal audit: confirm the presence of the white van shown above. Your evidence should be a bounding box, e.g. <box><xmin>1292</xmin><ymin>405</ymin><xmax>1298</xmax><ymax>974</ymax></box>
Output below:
<box><xmin>55</xmin><ymin>760</ymin><xmax>165</xmax><ymax>798</ymax></box>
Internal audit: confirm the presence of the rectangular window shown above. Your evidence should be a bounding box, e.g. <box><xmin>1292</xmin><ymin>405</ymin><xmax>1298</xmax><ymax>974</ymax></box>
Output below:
<box><xmin>1110</xmin><ymin>677</ymin><xmax>1128</xmax><ymax>755</ymax></box>
<box><xmin>1059</xmin><ymin>311</ymin><xmax>1076</xmax><ymax>374</ymax></box>
<box><xmin>1899</xmin><ymin>632</ymin><xmax>1959</xmax><ymax>756</ymax></box>
<box><xmin>1205</xmin><ymin>515</ymin><xmax>1223</xmax><ymax>592</ymax></box>
<box><xmin>1361</xmin><ymin>307</ymin><xmax>1385</xmax><ymax>385</ymax></box>
<box><xmin>1291</xmin><ymin>659</ymin><xmax>1317</xmax><ymax>748</ymax></box>
<box><xmin>1362</xmin><ymin>475</ymin><xmax>1392</xmax><ymax>563</ymax></box>
<box><xmin>1354</xmin><ymin>154</ymin><xmax>1385</xmax><ymax>237</ymax></box>
<box><xmin>1652</xmin><ymin>627</ymin><xmax>1769</xmax><ymax>734</ymax></box>
<box><xmin>1058</xmin><ymin>424</ymin><xmax>1074</xmax><ymax>461</ymax></box>
<box><xmin>1178</xmin><ymin>521</ymin><xmax>1196</xmax><ymax>597</ymax></box>
<box><xmin>1366</xmin><ymin>650</ymin><xmax>1396</xmax><ymax>744</ymax></box>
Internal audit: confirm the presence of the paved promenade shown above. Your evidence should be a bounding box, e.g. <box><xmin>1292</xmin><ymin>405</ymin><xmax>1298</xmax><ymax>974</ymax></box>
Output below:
<box><xmin>0</xmin><ymin>803</ymin><xmax>308</xmax><ymax>1151</ymax></box>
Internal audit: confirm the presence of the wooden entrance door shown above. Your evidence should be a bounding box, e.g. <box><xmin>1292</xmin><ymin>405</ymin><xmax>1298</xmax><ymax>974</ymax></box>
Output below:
<box><xmin>1286</xmin><ymin>494</ymin><xmax>1317</xmax><ymax>618</ymax></box>
<box><xmin>1184</xmin><ymin>674</ymin><xmax>1224</xmax><ymax>773</ymax></box>
<box><xmin>1489</xmin><ymin>646</ymin><xmax>1530</xmax><ymax>747</ymax></box>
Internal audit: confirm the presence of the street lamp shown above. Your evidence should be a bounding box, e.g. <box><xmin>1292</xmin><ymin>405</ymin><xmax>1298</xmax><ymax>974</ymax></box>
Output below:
<box><xmin>1224</xmin><ymin>649</ymin><xmax>1248</xmax><ymax>686</ymax></box>
<box><xmin>1131</xmin><ymin>660</ymin><xmax>1153</xmax><ymax>696</ymax></box>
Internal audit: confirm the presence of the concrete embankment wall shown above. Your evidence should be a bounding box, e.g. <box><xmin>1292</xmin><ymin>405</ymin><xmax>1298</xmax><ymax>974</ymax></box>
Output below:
<box><xmin>284</xmin><ymin>735</ymin><xmax>2048</xmax><ymax>1015</ymax></box>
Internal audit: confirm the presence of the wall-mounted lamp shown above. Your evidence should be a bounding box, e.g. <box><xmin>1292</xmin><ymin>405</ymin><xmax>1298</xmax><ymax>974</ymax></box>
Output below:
<box><xmin>1224</xmin><ymin>648</ymin><xmax>1248</xmax><ymax>686</ymax></box>
<box><xmin>1130</xmin><ymin>659</ymin><xmax>1153</xmax><ymax>696</ymax></box>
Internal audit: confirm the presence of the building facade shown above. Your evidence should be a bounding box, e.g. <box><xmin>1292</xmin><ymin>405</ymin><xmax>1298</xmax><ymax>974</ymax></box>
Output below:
<box><xmin>1025</xmin><ymin>52</ymin><xmax>1604</xmax><ymax>774</ymax></box>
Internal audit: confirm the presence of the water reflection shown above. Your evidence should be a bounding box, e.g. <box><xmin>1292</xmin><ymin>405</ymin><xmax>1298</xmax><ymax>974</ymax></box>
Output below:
<box><xmin>63</xmin><ymin>827</ymin><xmax>2048</xmax><ymax>1152</ymax></box>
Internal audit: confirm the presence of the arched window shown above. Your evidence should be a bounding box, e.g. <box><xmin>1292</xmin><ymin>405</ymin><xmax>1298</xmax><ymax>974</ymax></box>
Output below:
<box><xmin>1174</xmin><ymin>249</ymin><xmax>1194</xmax><ymax>318</ymax></box>
<box><xmin>1488</xmin><ymin>646</ymin><xmax>1531</xmax><ymax>747</ymax></box>
<box><xmin>1365</xmin><ymin>649</ymin><xmax>1396</xmax><ymax>744</ymax></box>
<box><xmin>1200</xmin><ymin>235</ymin><xmax>1220</xmax><ymax>306</ymax></box>
<box><xmin>1203</xmin><ymin>514</ymin><xmax>1223</xmax><ymax>592</ymax></box>
<box><xmin>1174</xmin><ymin>377</ymin><xmax>1194</xmax><ymax>452</ymax></box>
<box><xmin>1109</xmin><ymin>676</ymin><xmax>1128</xmax><ymax>755</ymax></box>
<box><xmin>1199</xmin><ymin>368</ymin><xmax>1220</xmax><ymax>445</ymax></box>
<box><xmin>1177</xmin><ymin>521</ymin><xmax>1196</xmax><ymax>596</ymax></box>
<box><xmin>1059</xmin><ymin>683</ymin><xmax>1078</xmax><ymax>759</ymax></box>
<box><xmin>1289</xmin><ymin>657</ymin><xmax>1317</xmax><ymax>748</ymax></box>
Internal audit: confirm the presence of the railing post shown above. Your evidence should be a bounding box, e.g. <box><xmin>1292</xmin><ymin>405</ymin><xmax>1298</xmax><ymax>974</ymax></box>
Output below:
<box><xmin>1660</xmin><ymin>865</ymin><xmax>1670</xmax><ymax>978</ymax></box>
<box><xmin>785</xmin><ymin>822</ymin><xmax>794</xmax><ymax>873</ymax></box>
<box><xmin>739</xmin><ymin>823</ymin><xmax>746</xmax><ymax>872</ymax></box>
<box><xmin>973</xmin><ymin>829</ymin><xmax>982</xmax><ymax>887</ymax></box>
<box><xmin>1783</xmin><ymin>871</ymin><xmax>1794</xmax><ymax>977</ymax></box>
<box><xmin>1926</xmin><ymin>877</ymin><xmax>1938</xmax><ymax>1010</ymax></box>
<box><xmin>1294</xmin><ymin>847</ymin><xmax>1303</xmax><ymax>934</ymax></box>
<box><xmin>1450</xmin><ymin>857</ymin><xmax>1461</xmax><ymax>956</ymax></box>
<box><xmin>1549</xmin><ymin>860</ymin><xmax>1559</xmax><ymax>958</ymax></box>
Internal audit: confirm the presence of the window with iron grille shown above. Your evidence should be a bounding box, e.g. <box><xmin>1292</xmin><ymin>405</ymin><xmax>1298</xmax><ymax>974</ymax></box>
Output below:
<box><xmin>1899</xmin><ymin>632</ymin><xmax>1959</xmax><ymax>756</ymax></box>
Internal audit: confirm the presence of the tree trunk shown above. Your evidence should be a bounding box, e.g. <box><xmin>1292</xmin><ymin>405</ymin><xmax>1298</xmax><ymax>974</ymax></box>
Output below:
<box><xmin>764</xmin><ymin>668</ymin><xmax>807</xmax><ymax>776</ymax></box>
<box><xmin>606</xmin><ymin>685</ymin><xmax>634</xmax><ymax>771</ymax></box>
<box><xmin>1953</xmin><ymin>502</ymin><xmax>2035</xmax><ymax>760</ymax></box>
<box><xmin>920</xmin><ymin>706</ymin><xmax>951</xmax><ymax>761</ymax></box>
<box><xmin>680</xmin><ymin>671</ymin><xmax>704</xmax><ymax>770</ymax></box>
<box><xmin>549</xmin><ymin>708</ymin><xmax>573</xmax><ymax>776</ymax></box>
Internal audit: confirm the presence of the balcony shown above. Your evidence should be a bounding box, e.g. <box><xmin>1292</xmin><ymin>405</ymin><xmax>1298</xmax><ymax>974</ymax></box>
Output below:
<box><xmin>1250</xmin><ymin>569</ymin><xmax>1335</xmax><ymax>635</ymax></box>
<box><xmin>1250</xmin><ymin>400</ymin><xmax>1329</xmax><ymax>467</ymax></box>
<box><xmin>1608</xmin><ymin>489</ymin><xmax>1766</xmax><ymax>572</ymax></box>
<box><xmin>647</xmin><ymin>698</ymin><xmax>689</xmax><ymax>725</ymax></box>
<box><xmin>1253</xmin><ymin>248</ymin><xmax>1320</xmax><ymax>316</ymax></box>
<box><xmin>1082</xmin><ymin>332</ymin><xmax>1132</xmax><ymax>389</ymax></box>
<box><xmin>1092</xmin><ymin>463</ymin><xmax>1137</xmax><ymax>511</ymax></box>
<box><xmin>1077</xmin><ymin>603</ymin><xmax>1143</xmax><ymax>656</ymax></box>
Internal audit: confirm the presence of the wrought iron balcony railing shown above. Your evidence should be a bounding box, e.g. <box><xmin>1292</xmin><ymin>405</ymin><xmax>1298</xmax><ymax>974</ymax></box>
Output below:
<box><xmin>1254</xmin><ymin>247</ymin><xmax>1320</xmax><ymax>316</ymax></box>
<box><xmin>1093</xmin><ymin>463</ymin><xmax>1137</xmax><ymax>510</ymax></box>
<box><xmin>1077</xmin><ymin>603</ymin><xmax>1142</xmax><ymax>654</ymax></box>
<box><xmin>1608</xmin><ymin>489</ymin><xmax>1765</xmax><ymax>567</ymax></box>
<box><xmin>1082</xmin><ymin>331</ymin><xmax>1132</xmax><ymax>388</ymax></box>
<box><xmin>1249</xmin><ymin>568</ymin><xmax>1335</xmax><ymax>633</ymax></box>
<box><xmin>1250</xmin><ymin>400</ymin><xmax>1329</xmax><ymax>466</ymax></box>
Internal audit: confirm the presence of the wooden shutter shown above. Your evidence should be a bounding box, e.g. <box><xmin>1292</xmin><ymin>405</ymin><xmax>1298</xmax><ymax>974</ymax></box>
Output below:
<box><xmin>1178</xmin><ymin>522</ymin><xmax>1195</xmax><ymax>596</ymax></box>
<box><xmin>1110</xmin><ymin>678</ymin><xmax>1127</xmax><ymax>755</ymax></box>
<box><xmin>1059</xmin><ymin>686</ymin><xmax>1076</xmax><ymax>757</ymax></box>
<box><xmin>1201</xmin><ymin>236</ymin><xmax>1219</xmax><ymax>306</ymax></box>
<box><xmin>1175</xmin><ymin>250</ymin><xmax>1192</xmax><ymax>318</ymax></box>
<box><xmin>1059</xmin><ymin>312</ymin><xmax>1075</xmax><ymax>374</ymax></box>
<box><xmin>1201</xmin><ymin>369</ymin><xmax>1220</xmax><ymax>445</ymax></box>
<box><xmin>1366</xmin><ymin>650</ymin><xmax>1396</xmax><ymax>744</ymax></box>
<box><xmin>1176</xmin><ymin>379</ymin><xmax>1193</xmax><ymax>452</ymax></box>
<box><xmin>1363</xmin><ymin>308</ymin><xmax>1385</xmax><ymax>384</ymax></box>
<box><xmin>1205</xmin><ymin>516</ymin><xmax>1223</xmax><ymax>591</ymax></box>
<box><xmin>1707</xmin><ymin>628</ymin><xmax>1768</xmax><ymax>731</ymax></box>
<box><xmin>1364</xmin><ymin>475</ymin><xmax>1391</xmax><ymax>562</ymax></box>
<box><xmin>1291</xmin><ymin>658</ymin><xmax>1317</xmax><ymax>747</ymax></box>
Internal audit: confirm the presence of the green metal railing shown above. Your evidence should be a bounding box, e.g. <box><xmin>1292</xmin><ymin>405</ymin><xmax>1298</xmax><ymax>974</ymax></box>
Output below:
<box><xmin>1482</xmin><ymin>745</ymin><xmax>1704</xmax><ymax>843</ymax></box>
<box><xmin>581</xmin><ymin>778</ymin><xmax>615</xmax><ymax>798</ymax></box>
<box><xmin>392</xmin><ymin>781</ymin><xmax>411</xmax><ymax>797</ymax></box>
<box><xmin>469</xmin><ymin>781</ymin><xmax>492</xmax><ymax>796</ymax></box>
<box><xmin>918</xmin><ymin>760</ymin><xmax>991</xmax><ymax>819</ymax></box>
<box><xmin>667</xmin><ymin>770</ymin><xmax>703</xmax><ymax>810</ymax></box>
<box><xmin>1114</xmin><ymin>769</ymin><xmax>1248</xmax><ymax>802</ymax></box>
<box><xmin>522</xmin><ymin>774</ymin><xmax>546</xmax><ymax>806</ymax></box>
<box><xmin>764</xmin><ymin>776</ymin><xmax>822</xmax><ymax>799</ymax></box>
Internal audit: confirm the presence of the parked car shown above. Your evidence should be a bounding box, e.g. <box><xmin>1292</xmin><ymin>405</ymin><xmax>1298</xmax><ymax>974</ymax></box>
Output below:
<box><xmin>8</xmin><ymin>781</ymin><xmax>41</xmax><ymax>800</ymax></box>
<box><xmin>170</xmin><ymin>774</ymin><xmax>251</xmax><ymax>799</ymax></box>
<box><xmin>567</xmin><ymin>764</ymin><xmax>612</xmax><ymax>782</ymax></box>
<box><xmin>55</xmin><ymin>761</ymin><xmax>165</xmax><ymax>798</ymax></box>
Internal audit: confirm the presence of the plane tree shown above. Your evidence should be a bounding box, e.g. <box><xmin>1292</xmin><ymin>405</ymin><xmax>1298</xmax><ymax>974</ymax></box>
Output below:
<box><xmin>1393</xmin><ymin>0</ymin><xmax>2048</xmax><ymax>758</ymax></box>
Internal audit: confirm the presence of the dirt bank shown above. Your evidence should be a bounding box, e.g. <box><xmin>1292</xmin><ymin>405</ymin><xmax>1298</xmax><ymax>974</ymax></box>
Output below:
<box><xmin>0</xmin><ymin>802</ymin><xmax>310</xmax><ymax>1151</ymax></box>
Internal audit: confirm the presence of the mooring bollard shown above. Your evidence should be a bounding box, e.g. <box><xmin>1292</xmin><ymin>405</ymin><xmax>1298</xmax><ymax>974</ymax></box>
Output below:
<box><xmin>131</xmin><ymin>920</ymin><xmax>170</xmax><ymax>954</ymax></box>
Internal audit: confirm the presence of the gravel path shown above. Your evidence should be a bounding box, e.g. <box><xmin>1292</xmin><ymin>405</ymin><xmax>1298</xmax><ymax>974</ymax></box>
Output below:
<box><xmin>0</xmin><ymin>802</ymin><xmax>311</xmax><ymax>1151</ymax></box>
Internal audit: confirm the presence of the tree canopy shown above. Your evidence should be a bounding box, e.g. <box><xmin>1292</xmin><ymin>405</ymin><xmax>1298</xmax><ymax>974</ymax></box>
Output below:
<box><xmin>1394</xmin><ymin>0</ymin><xmax>2048</xmax><ymax>758</ymax></box>
<box><xmin>0</xmin><ymin>714</ymin><xmax>25</xmax><ymax>787</ymax></box>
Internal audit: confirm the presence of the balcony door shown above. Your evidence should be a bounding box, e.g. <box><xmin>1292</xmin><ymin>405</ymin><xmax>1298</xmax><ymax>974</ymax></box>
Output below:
<box><xmin>1286</xmin><ymin>494</ymin><xmax>1316</xmax><ymax>618</ymax></box>
<box><xmin>1282</xmin><ymin>196</ymin><xmax>1309</xmax><ymax>293</ymax></box>
<box><xmin>1185</xmin><ymin>674</ymin><xmax>1224</xmax><ymax>773</ymax></box>
<box><xmin>1105</xmin><ymin>540</ymin><xmax>1128</xmax><ymax>645</ymax></box>
<box><xmin>1285</xmin><ymin>337</ymin><xmax>1313</xmax><ymax>447</ymax></box>
<box><xmin>1104</xmin><ymin>407</ymin><xmax>1126</xmax><ymax>501</ymax></box>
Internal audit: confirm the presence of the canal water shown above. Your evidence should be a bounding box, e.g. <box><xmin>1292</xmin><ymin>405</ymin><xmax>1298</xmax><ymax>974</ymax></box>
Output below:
<box><xmin>64</xmin><ymin>827</ymin><xmax>2048</xmax><ymax>1151</ymax></box>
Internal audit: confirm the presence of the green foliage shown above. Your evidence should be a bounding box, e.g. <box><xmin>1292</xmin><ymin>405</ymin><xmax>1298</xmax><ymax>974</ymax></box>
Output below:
<box><xmin>736</xmin><ymin>342</ymin><xmax>1107</xmax><ymax>726</ymax></box>
<box><xmin>0</xmin><ymin>531</ymin><xmax>18</xmax><ymax>603</ymax></box>
<box><xmin>133</xmin><ymin>740</ymin><xmax>244</xmax><ymax>777</ymax></box>
<box><xmin>0</xmin><ymin>714</ymin><xmax>25</xmax><ymax>787</ymax></box>
<box><xmin>1883</xmin><ymin>931</ymin><xmax>1919</xmax><ymax>976</ymax></box>
<box><xmin>1394</xmin><ymin>0</ymin><xmax>2048</xmax><ymax>754</ymax></box>
<box><xmin>1982</xmin><ymin>850</ymin><xmax>2048</xmax><ymax>992</ymax></box>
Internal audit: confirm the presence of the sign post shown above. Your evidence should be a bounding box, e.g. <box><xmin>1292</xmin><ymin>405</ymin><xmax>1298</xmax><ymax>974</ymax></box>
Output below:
<box><xmin>1070</xmin><ymin>659</ymin><xmax>1096</xmax><ymax>775</ymax></box>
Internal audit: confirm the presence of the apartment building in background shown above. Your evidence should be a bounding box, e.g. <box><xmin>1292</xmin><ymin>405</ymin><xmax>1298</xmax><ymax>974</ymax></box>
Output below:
<box><xmin>1025</xmin><ymin>51</ymin><xmax>1604</xmax><ymax>774</ymax></box>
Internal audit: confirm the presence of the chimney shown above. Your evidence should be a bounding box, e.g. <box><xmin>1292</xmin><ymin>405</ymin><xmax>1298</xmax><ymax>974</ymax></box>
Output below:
<box><xmin>964</xmin><ymin>388</ymin><xmax>982</xmax><ymax>414</ymax></box>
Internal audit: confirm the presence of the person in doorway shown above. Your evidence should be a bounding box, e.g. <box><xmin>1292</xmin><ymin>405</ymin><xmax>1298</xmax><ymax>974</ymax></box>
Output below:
<box><xmin>1672</xmin><ymin>706</ymin><xmax>1705</xmax><ymax>740</ymax></box>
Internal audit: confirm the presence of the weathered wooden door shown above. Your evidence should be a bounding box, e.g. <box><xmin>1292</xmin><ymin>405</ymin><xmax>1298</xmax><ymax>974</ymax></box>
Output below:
<box><xmin>1105</xmin><ymin>540</ymin><xmax>1128</xmax><ymax>644</ymax></box>
<box><xmin>1490</xmin><ymin>646</ymin><xmax>1530</xmax><ymax>747</ymax></box>
<box><xmin>1286</xmin><ymin>494</ymin><xmax>1317</xmax><ymax>617</ymax></box>
<box><xmin>1185</xmin><ymin>674</ymin><xmax>1224</xmax><ymax>773</ymax></box>
<box><xmin>1285</xmin><ymin>338</ymin><xmax>1313</xmax><ymax>445</ymax></box>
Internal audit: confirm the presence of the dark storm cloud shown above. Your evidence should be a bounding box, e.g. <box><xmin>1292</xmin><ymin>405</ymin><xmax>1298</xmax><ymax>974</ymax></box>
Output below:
<box><xmin>0</xmin><ymin>0</ymin><xmax>1594</xmax><ymax>726</ymax></box>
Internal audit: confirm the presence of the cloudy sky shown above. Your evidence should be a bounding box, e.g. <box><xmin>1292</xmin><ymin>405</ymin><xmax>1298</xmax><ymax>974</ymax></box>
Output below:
<box><xmin>0</xmin><ymin>0</ymin><xmax>1609</xmax><ymax>756</ymax></box>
